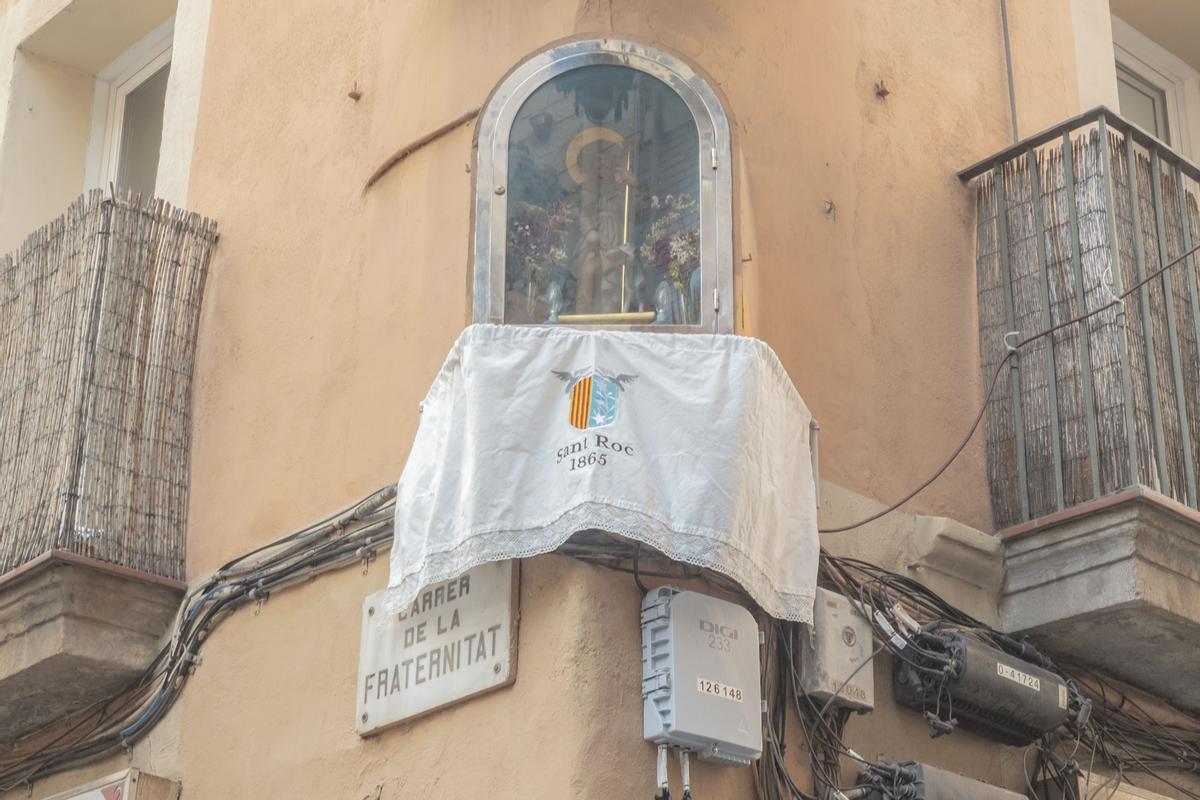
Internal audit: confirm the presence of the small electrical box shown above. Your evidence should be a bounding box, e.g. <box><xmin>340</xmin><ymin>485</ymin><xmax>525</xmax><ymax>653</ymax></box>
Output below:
<box><xmin>798</xmin><ymin>586</ymin><xmax>875</xmax><ymax>712</ymax></box>
<box><xmin>641</xmin><ymin>587</ymin><xmax>762</xmax><ymax>766</ymax></box>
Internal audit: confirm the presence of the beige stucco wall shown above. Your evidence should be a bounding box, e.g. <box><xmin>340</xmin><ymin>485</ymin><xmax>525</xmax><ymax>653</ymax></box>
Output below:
<box><xmin>177</xmin><ymin>556</ymin><xmax>787</xmax><ymax>798</ymax></box>
<box><xmin>0</xmin><ymin>0</ymin><xmax>1121</xmax><ymax>797</ymax></box>
<box><xmin>1071</xmin><ymin>0</ymin><xmax>1120</xmax><ymax>111</ymax></box>
<box><xmin>167</xmin><ymin>553</ymin><xmax>1035</xmax><ymax>799</ymax></box>
<box><xmin>159</xmin><ymin>0</ymin><xmax>1087</xmax><ymax>797</ymax></box>
<box><xmin>0</xmin><ymin>0</ymin><xmax>205</xmax><ymax>252</ymax></box>
<box><xmin>0</xmin><ymin>48</ymin><xmax>90</xmax><ymax>250</ymax></box>
<box><xmin>0</xmin><ymin>0</ymin><xmax>91</xmax><ymax>253</ymax></box>
<box><xmin>182</xmin><ymin>0</ymin><xmax>1082</xmax><ymax>577</ymax></box>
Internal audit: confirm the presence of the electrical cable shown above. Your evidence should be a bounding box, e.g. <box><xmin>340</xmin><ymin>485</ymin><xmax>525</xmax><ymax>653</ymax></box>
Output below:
<box><xmin>8</xmin><ymin>492</ymin><xmax>1200</xmax><ymax>798</ymax></box>
<box><xmin>0</xmin><ymin>484</ymin><xmax>396</xmax><ymax>791</ymax></box>
<box><xmin>634</xmin><ymin>542</ymin><xmax>651</xmax><ymax>594</ymax></box>
<box><xmin>822</xmin><ymin>549</ymin><xmax>1200</xmax><ymax>799</ymax></box>
<box><xmin>656</xmin><ymin>743</ymin><xmax>672</xmax><ymax>800</ymax></box>
<box><xmin>819</xmin><ymin>239</ymin><xmax>1200</xmax><ymax>534</ymax></box>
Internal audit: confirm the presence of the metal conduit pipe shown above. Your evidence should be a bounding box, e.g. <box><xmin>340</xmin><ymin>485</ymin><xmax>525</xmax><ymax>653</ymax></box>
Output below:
<box><xmin>1000</xmin><ymin>0</ymin><xmax>1019</xmax><ymax>144</ymax></box>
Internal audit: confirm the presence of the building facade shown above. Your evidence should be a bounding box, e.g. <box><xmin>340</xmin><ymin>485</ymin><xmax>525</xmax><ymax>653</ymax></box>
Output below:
<box><xmin>1</xmin><ymin>0</ymin><xmax>1199</xmax><ymax>798</ymax></box>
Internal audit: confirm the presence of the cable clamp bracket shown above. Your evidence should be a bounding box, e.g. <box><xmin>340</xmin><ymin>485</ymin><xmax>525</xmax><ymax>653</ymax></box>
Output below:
<box><xmin>642</xmin><ymin>669</ymin><xmax>671</xmax><ymax>698</ymax></box>
<box><xmin>248</xmin><ymin>581</ymin><xmax>270</xmax><ymax>613</ymax></box>
<box><xmin>357</xmin><ymin>545</ymin><xmax>377</xmax><ymax>575</ymax></box>
<box><xmin>1102</xmin><ymin>265</ymin><xmax>1125</xmax><ymax>312</ymax></box>
<box><xmin>640</xmin><ymin>600</ymin><xmax>670</xmax><ymax>626</ymax></box>
<box><xmin>1004</xmin><ymin>330</ymin><xmax>1020</xmax><ymax>354</ymax></box>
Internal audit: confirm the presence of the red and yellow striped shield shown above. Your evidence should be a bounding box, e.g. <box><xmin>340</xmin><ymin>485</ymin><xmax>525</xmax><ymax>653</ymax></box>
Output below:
<box><xmin>568</xmin><ymin>375</ymin><xmax>594</xmax><ymax>430</ymax></box>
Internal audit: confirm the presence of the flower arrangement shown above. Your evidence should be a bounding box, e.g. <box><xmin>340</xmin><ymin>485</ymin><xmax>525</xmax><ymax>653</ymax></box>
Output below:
<box><xmin>507</xmin><ymin>198</ymin><xmax>577</xmax><ymax>318</ymax></box>
<box><xmin>508</xmin><ymin>199</ymin><xmax>576</xmax><ymax>281</ymax></box>
<box><xmin>639</xmin><ymin>193</ymin><xmax>699</xmax><ymax>291</ymax></box>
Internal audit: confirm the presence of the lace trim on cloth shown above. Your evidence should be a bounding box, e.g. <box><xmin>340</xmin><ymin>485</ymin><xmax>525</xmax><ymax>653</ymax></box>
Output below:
<box><xmin>383</xmin><ymin>500</ymin><xmax>815</xmax><ymax>623</ymax></box>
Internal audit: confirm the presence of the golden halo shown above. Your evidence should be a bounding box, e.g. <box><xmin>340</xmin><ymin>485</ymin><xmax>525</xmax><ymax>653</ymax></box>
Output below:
<box><xmin>564</xmin><ymin>126</ymin><xmax>625</xmax><ymax>185</ymax></box>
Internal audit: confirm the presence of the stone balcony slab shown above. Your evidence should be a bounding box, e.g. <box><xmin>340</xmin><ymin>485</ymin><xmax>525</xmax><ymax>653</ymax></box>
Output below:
<box><xmin>1001</xmin><ymin>487</ymin><xmax>1200</xmax><ymax>711</ymax></box>
<box><xmin>0</xmin><ymin>551</ymin><xmax>184</xmax><ymax>744</ymax></box>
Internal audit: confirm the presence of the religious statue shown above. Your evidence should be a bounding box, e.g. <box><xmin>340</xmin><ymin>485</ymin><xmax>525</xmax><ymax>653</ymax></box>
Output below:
<box><xmin>565</xmin><ymin>126</ymin><xmax>639</xmax><ymax>315</ymax></box>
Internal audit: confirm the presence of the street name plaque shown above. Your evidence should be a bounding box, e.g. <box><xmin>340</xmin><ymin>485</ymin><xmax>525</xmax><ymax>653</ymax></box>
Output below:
<box><xmin>356</xmin><ymin>560</ymin><xmax>517</xmax><ymax>735</ymax></box>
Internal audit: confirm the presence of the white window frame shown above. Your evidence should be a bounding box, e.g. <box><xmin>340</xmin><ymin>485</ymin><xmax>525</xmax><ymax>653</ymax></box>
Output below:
<box><xmin>84</xmin><ymin>17</ymin><xmax>174</xmax><ymax>191</ymax></box>
<box><xmin>1112</xmin><ymin>14</ymin><xmax>1200</xmax><ymax>159</ymax></box>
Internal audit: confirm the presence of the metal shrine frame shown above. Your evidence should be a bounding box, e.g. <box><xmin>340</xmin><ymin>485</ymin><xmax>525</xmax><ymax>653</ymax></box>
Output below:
<box><xmin>471</xmin><ymin>38</ymin><xmax>734</xmax><ymax>334</ymax></box>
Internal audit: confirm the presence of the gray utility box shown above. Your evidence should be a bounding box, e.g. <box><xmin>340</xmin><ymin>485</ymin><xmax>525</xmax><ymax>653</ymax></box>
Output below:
<box><xmin>641</xmin><ymin>587</ymin><xmax>762</xmax><ymax>766</ymax></box>
<box><xmin>798</xmin><ymin>586</ymin><xmax>875</xmax><ymax>712</ymax></box>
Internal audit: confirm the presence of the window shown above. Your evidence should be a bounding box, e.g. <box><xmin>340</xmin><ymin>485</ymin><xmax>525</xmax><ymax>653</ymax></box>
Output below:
<box><xmin>87</xmin><ymin>20</ymin><xmax>173</xmax><ymax>197</ymax></box>
<box><xmin>1116</xmin><ymin>63</ymin><xmax>1170</xmax><ymax>143</ymax></box>
<box><xmin>473</xmin><ymin>39</ymin><xmax>732</xmax><ymax>333</ymax></box>
<box><xmin>1112</xmin><ymin>15</ymin><xmax>1200</xmax><ymax>158</ymax></box>
<box><xmin>110</xmin><ymin>60</ymin><xmax>171</xmax><ymax>196</ymax></box>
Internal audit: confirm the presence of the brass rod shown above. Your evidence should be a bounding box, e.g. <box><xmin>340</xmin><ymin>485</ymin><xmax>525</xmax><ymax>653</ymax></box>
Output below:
<box><xmin>556</xmin><ymin>311</ymin><xmax>657</xmax><ymax>324</ymax></box>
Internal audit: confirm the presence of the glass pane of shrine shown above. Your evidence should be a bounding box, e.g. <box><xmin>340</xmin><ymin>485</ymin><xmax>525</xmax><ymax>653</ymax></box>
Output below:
<box><xmin>505</xmin><ymin>65</ymin><xmax>701</xmax><ymax>326</ymax></box>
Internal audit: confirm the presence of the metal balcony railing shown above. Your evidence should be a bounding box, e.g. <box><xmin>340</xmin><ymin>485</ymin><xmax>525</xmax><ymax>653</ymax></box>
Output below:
<box><xmin>962</xmin><ymin>107</ymin><xmax>1200</xmax><ymax>529</ymax></box>
<box><xmin>0</xmin><ymin>191</ymin><xmax>217</xmax><ymax>579</ymax></box>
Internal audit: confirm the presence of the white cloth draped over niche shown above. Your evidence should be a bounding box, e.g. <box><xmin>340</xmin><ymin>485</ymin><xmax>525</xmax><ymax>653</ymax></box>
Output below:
<box><xmin>383</xmin><ymin>324</ymin><xmax>819</xmax><ymax>623</ymax></box>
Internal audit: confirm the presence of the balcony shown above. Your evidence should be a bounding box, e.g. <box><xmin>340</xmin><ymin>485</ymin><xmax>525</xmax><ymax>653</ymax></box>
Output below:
<box><xmin>963</xmin><ymin>108</ymin><xmax>1200</xmax><ymax>708</ymax></box>
<box><xmin>0</xmin><ymin>191</ymin><xmax>217</xmax><ymax>741</ymax></box>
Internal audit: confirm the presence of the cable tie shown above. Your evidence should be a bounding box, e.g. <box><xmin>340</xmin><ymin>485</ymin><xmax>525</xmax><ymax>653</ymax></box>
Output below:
<box><xmin>1076</xmin><ymin>697</ymin><xmax>1092</xmax><ymax>727</ymax></box>
<box><xmin>873</xmin><ymin>610</ymin><xmax>906</xmax><ymax>650</ymax></box>
<box><xmin>923</xmin><ymin>711</ymin><xmax>957</xmax><ymax>738</ymax></box>
<box><xmin>890</xmin><ymin>603</ymin><xmax>921</xmax><ymax>636</ymax></box>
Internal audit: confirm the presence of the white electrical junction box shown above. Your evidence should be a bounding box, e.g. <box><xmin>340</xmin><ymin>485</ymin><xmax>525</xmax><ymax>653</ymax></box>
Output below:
<box><xmin>641</xmin><ymin>587</ymin><xmax>763</xmax><ymax>766</ymax></box>
<box><xmin>798</xmin><ymin>586</ymin><xmax>875</xmax><ymax>712</ymax></box>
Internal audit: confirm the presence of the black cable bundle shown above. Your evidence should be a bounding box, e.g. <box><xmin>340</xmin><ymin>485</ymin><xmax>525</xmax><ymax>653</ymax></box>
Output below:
<box><xmin>4</xmin><ymin>502</ymin><xmax>1200</xmax><ymax>800</ymax></box>
<box><xmin>0</xmin><ymin>485</ymin><xmax>397</xmax><ymax>792</ymax></box>
<box><xmin>820</xmin><ymin>550</ymin><xmax>1200</xmax><ymax>800</ymax></box>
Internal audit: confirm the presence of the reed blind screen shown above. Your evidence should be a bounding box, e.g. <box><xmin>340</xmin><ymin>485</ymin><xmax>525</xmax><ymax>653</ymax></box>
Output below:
<box><xmin>974</xmin><ymin>115</ymin><xmax>1200</xmax><ymax>528</ymax></box>
<box><xmin>0</xmin><ymin>191</ymin><xmax>217</xmax><ymax>579</ymax></box>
